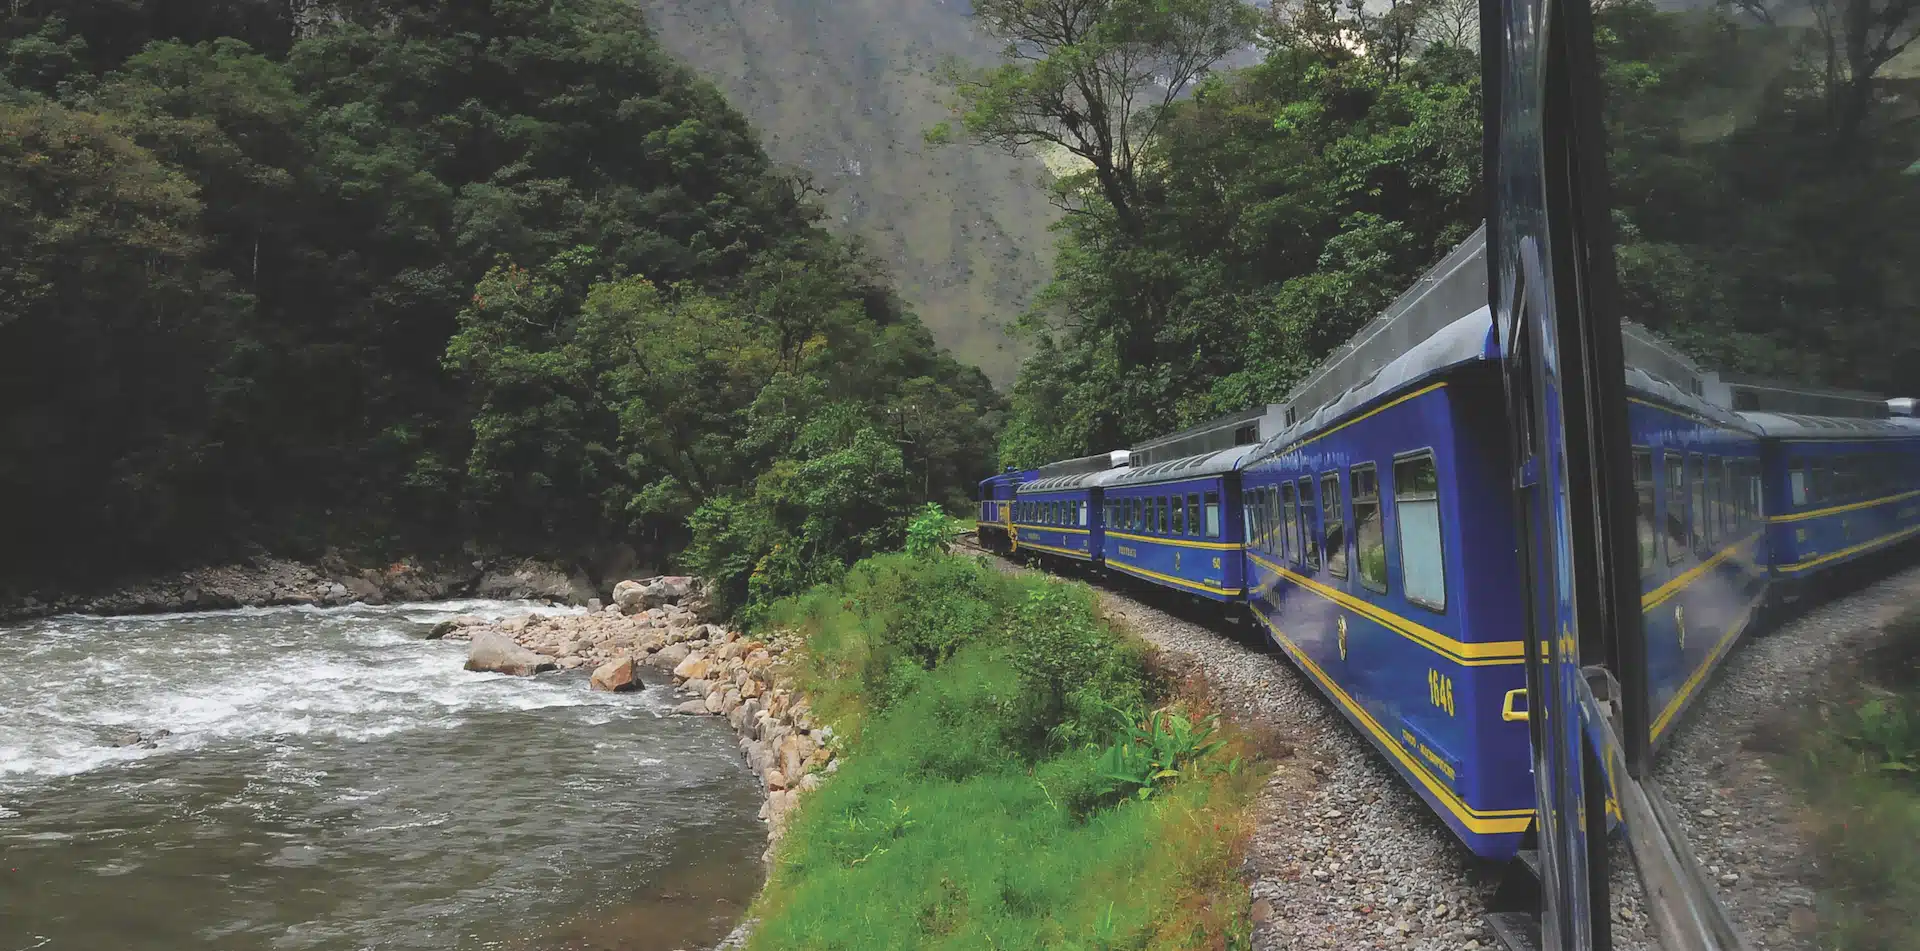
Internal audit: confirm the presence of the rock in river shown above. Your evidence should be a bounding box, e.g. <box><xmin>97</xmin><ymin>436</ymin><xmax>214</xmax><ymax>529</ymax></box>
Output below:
<box><xmin>590</xmin><ymin>657</ymin><xmax>642</xmax><ymax>693</ymax></box>
<box><xmin>465</xmin><ymin>630</ymin><xmax>556</xmax><ymax>676</ymax></box>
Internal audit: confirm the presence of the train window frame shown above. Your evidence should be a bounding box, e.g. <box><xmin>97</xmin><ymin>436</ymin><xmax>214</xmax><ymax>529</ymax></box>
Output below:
<box><xmin>1298</xmin><ymin>476</ymin><xmax>1320</xmax><ymax>571</ymax></box>
<box><xmin>1204</xmin><ymin>490</ymin><xmax>1222</xmax><ymax>538</ymax></box>
<box><xmin>1264</xmin><ymin>486</ymin><xmax>1280</xmax><ymax>555</ymax></box>
<box><xmin>1079</xmin><ymin>501</ymin><xmax>1088</xmax><ymax>528</ymax></box>
<box><xmin>1665</xmin><ymin>452</ymin><xmax>1688</xmax><ymax>565</ymax></box>
<box><xmin>1172</xmin><ymin>491</ymin><xmax>1187</xmax><ymax>535</ymax></box>
<box><xmin>1157</xmin><ymin>497</ymin><xmax>1170</xmax><ymax>535</ymax></box>
<box><xmin>1251</xmin><ymin>488</ymin><xmax>1266</xmax><ymax>552</ymax></box>
<box><xmin>1392</xmin><ymin>451</ymin><xmax>1447</xmax><ymax>613</ymax></box>
<box><xmin>1351</xmin><ymin>463</ymin><xmax>1387</xmax><ymax>594</ymax></box>
<box><xmin>1633</xmin><ymin>448</ymin><xmax>1657</xmax><ymax>575</ymax></box>
<box><xmin>1321</xmin><ymin>471</ymin><xmax>1348</xmax><ymax>580</ymax></box>
<box><xmin>1281</xmin><ymin>481</ymin><xmax>1298</xmax><ymax>564</ymax></box>
<box><xmin>1186</xmin><ymin>493</ymin><xmax>1201</xmax><ymax>538</ymax></box>
<box><xmin>1790</xmin><ymin>468</ymin><xmax>1808</xmax><ymax>508</ymax></box>
<box><xmin>1702</xmin><ymin>454</ymin><xmax>1718</xmax><ymax>548</ymax></box>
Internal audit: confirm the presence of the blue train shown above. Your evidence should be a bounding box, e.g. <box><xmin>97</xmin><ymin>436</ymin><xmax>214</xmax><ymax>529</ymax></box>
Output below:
<box><xmin>978</xmin><ymin>226</ymin><xmax>1920</xmax><ymax>862</ymax></box>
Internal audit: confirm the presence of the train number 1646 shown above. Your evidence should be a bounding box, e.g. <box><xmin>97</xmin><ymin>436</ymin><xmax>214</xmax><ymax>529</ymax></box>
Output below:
<box><xmin>1427</xmin><ymin>669</ymin><xmax>1456</xmax><ymax>717</ymax></box>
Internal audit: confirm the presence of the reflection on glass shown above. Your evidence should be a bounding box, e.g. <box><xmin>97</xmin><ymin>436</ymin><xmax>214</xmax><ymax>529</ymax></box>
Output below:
<box><xmin>1598</xmin><ymin>0</ymin><xmax>1920</xmax><ymax>944</ymax></box>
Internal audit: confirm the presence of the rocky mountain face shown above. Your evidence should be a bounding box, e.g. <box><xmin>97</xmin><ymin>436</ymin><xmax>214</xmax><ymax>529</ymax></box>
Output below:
<box><xmin>634</xmin><ymin>0</ymin><xmax>1057</xmax><ymax>384</ymax></box>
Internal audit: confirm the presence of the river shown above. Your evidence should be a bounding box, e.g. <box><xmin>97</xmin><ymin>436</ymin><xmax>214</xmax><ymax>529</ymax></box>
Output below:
<box><xmin>0</xmin><ymin>600</ymin><xmax>765</xmax><ymax>951</ymax></box>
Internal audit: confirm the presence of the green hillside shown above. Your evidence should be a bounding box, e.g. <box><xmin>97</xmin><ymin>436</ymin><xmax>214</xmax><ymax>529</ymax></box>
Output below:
<box><xmin>635</xmin><ymin>0</ymin><xmax>1056</xmax><ymax>384</ymax></box>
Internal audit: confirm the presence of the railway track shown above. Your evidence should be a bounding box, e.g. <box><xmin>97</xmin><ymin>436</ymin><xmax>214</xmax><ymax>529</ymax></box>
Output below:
<box><xmin>964</xmin><ymin>536</ymin><xmax>1920</xmax><ymax>951</ymax></box>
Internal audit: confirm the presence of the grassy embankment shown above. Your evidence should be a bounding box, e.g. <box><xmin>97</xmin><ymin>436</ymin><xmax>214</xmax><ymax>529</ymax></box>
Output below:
<box><xmin>742</xmin><ymin>518</ymin><xmax>1265</xmax><ymax>950</ymax></box>
<box><xmin>1781</xmin><ymin>606</ymin><xmax>1920</xmax><ymax>950</ymax></box>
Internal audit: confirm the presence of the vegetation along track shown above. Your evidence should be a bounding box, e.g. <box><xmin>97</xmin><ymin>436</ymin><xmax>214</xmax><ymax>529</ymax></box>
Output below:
<box><xmin>967</xmin><ymin>538</ymin><xmax>1920</xmax><ymax>951</ymax></box>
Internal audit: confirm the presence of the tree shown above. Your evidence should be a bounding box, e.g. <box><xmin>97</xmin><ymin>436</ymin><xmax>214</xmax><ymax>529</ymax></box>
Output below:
<box><xmin>937</xmin><ymin>0</ymin><xmax>1259</xmax><ymax>239</ymax></box>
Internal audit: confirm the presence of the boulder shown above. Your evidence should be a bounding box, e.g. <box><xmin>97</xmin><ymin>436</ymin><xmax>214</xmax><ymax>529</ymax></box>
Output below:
<box><xmin>426</xmin><ymin>619</ymin><xmax>461</xmax><ymax>640</ymax></box>
<box><xmin>612</xmin><ymin>579</ymin><xmax>648</xmax><ymax>615</ymax></box>
<box><xmin>673</xmin><ymin>699</ymin><xmax>709</xmax><ymax>715</ymax></box>
<box><xmin>646</xmin><ymin>643</ymin><xmax>691</xmax><ymax>669</ymax></box>
<box><xmin>589</xmin><ymin>657</ymin><xmax>642</xmax><ymax>692</ymax></box>
<box><xmin>464</xmin><ymin>631</ymin><xmax>557</xmax><ymax>676</ymax></box>
<box><xmin>672</xmin><ymin>651</ymin><xmax>713</xmax><ymax>681</ymax></box>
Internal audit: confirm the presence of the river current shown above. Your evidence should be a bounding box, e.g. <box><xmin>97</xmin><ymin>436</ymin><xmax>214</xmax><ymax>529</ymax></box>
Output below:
<box><xmin>0</xmin><ymin>601</ymin><xmax>764</xmax><ymax>951</ymax></box>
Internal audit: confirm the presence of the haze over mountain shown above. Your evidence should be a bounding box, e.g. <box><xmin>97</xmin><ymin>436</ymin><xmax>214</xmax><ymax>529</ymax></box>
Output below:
<box><xmin>635</xmin><ymin>0</ymin><xmax>1058</xmax><ymax>384</ymax></box>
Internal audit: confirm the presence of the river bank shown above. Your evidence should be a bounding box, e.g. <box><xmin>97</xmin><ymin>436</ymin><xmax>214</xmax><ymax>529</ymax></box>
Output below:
<box><xmin>442</xmin><ymin>579</ymin><xmax>838</xmax><ymax>865</ymax></box>
<box><xmin>0</xmin><ymin>552</ymin><xmax>603</xmax><ymax>622</ymax></box>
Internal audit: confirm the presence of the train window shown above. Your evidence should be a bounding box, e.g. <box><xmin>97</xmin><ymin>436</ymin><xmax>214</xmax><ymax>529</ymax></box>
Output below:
<box><xmin>1079</xmin><ymin>501</ymin><xmax>1088</xmax><ymax>527</ymax></box>
<box><xmin>1204</xmin><ymin>490</ymin><xmax>1221</xmax><ymax>538</ymax></box>
<box><xmin>1665</xmin><ymin>452</ymin><xmax>1688</xmax><ymax>564</ymax></box>
<box><xmin>1690</xmin><ymin>454</ymin><xmax>1708</xmax><ymax>553</ymax></box>
<box><xmin>1790</xmin><ymin>468</ymin><xmax>1808</xmax><ymax>508</ymax></box>
<box><xmin>1712</xmin><ymin>457</ymin><xmax>1728</xmax><ymax>545</ymax></box>
<box><xmin>1259</xmin><ymin>487</ymin><xmax>1274</xmax><ymax>553</ymax></box>
<box><xmin>1633</xmin><ymin>449</ymin><xmax>1657</xmax><ymax>573</ymax></box>
<box><xmin>1132</xmin><ymin>497</ymin><xmax>1143</xmax><ymax>530</ymax></box>
<box><xmin>1749</xmin><ymin>466</ymin><xmax>1764</xmax><ymax>522</ymax></box>
<box><xmin>1156</xmin><ymin>497</ymin><xmax>1169</xmax><ymax>534</ymax></box>
<box><xmin>1281</xmin><ymin>483</ymin><xmax>1298</xmax><ymax>564</ymax></box>
<box><xmin>1186</xmin><ymin>494</ymin><xmax>1201</xmax><ymax>537</ymax></box>
<box><xmin>1393</xmin><ymin>454</ymin><xmax>1445</xmax><ymax>612</ymax></box>
<box><xmin>1351</xmin><ymin>465</ymin><xmax>1386</xmax><ymax>594</ymax></box>
<box><xmin>1718</xmin><ymin>459</ymin><xmax>1734</xmax><ymax>540</ymax></box>
<box><xmin>1172</xmin><ymin>493</ymin><xmax>1187</xmax><ymax>535</ymax></box>
<box><xmin>1298</xmin><ymin>477</ymin><xmax>1320</xmax><ymax>571</ymax></box>
<box><xmin>1321</xmin><ymin>473</ymin><xmax>1348</xmax><ymax>579</ymax></box>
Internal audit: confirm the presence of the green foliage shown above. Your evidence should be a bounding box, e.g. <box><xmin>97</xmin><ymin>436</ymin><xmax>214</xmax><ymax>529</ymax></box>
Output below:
<box><xmin>905</xmin><ymin>503</ymin><xmax>962</xmax><ymax>559</ymax></box>
<box><xmin>1594</xmin><ymin>0</ymin><xmax>1920</xmax><ymax>394</ymax></box>
<box><xmin>0</xmin><ymin>1</ymin><xmax>1004</xmax><ymax>593</ymax></box>
<box><xmin>1842</xmin><ymin>696</ymin><xmax>1920</xmax><ymax>777</ymax></box>
<box><xmin>1095</xmin><ymin>705</ymin><xmax>1237</xmax><ymax>801</ymax></box>
<box><xmin>753</xmin><ymin>551</ymin><xmax>1259</xmax><ymax>950</ymax></box>
<box><xmin>974</xmin><ymin>1</ymin><xmax>1484</xmax><ymax>464</ymax></box>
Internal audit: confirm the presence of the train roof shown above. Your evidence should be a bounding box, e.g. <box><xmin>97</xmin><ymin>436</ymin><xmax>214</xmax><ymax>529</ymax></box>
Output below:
<box><xmin>1254</xmin><ymin>304</ymin><xmax>1495</xmax><ymax>458</ymax></box>
<box><xmin>1127</xmin><ymin>405</ymin><xmax>1285</xmax><ymax>467</ymax></box>
<box><xmin>1735</xmin><ymin>411</ymin><xmax>1920</xmax><ymax>440</ymax></box>
<box><xmin>1104</xmin><ymin>444</ymin><xmax>1264</xmax><ymax>489</ymax></box>
<box><xmin>1617</xmin><ymin>323</ymin><xmax>1758</xmax><ymax>433</ymax></box>
<box><xmin>1892</xmin><ymin>397</ymin><xmax>1916</xmax><ymax>417</ymax></box>
<box><xmin>977</xmin><ymin>468</ymin><xmax>1037</xmax><ymax>488</ymax></box>
<box><xmin>1017</xmin><ymin>465</ymin><xmax>1134</xmax><ymax>493</ymax></box>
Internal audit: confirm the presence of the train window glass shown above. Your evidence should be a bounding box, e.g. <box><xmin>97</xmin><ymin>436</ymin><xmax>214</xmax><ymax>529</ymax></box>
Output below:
<box><xmin>1204</xmin><ymin>490</ymin><xmax>1221</xmax><ymax>538</ymax></box>
<box><xmin>1157</xmin><ymin>497</ymin><xmax>1169</xmax><ymax>534</ymax></box>
<box><xmin>1079</xmin><ymin>501</ymin><xmax>1088</xmax><ymax>527</ymax></box>
<box><xmin>1298</xmin><ymin>477</ymin><xmax>1320</xmax><ymax>570</ymax></box>
<box><xmin>1133</xmin><ymin>497</ymin><xmax>1144</xmax><ymax>530</ymax></box>
<box><xmin>1791</xmin><ymin>468</ymin><xmax>1808</xmax><ymax>508</ymax></box>
<box><xmin>1281</xmin><ymin>483</ymin><xmax>1298</xmax><ymax>563</ymax></box>
<box><xmin>1719</xmin><ymin>459</ymin><xmax>1734</xmax><ymax>540</ymax></box>
<box><xmin>1393</xmin><ymin>454</ymin><xmax>1445</xmax><ymax>612</ymax></box>
<box><xmin>1321</xmin><ymin>473</ymin><xmax>1348</xmax><ymax>579</ymax></box>
<box><xmin>1264</xmin><ymin>488</ymin><xmax>1277</xmax><ymax>553</ymax></box>
<box><xmin>1351</xmin><ymin>465</ymin><xmax>1386</xmax><ymax>593</ymax></box>
<box><xmin>1172</xmin><ymin>494</ymin><xmax>1187</xmax><ymax>535</ymax></box>
<box><xmin>1250</xmin><ymin>489</ymin><xmax>1264</xmax><ymax>551</ymax></box>
<box><xmin>1634</xmin><ymin>449</ymin><xmax>1657</xmax><ymax>573</ymax></box>
<box><xmin>1666</xmin><ymin>453</ymin><xmax>1688</xmax><ymax>564</ymax></box>
<box><xmin>1712</xmin><ymin>457</ymin><xmax>1728</xmax><ymax>545</ymax></box>
<box><xmin>1186</xmin><ymin>494</ymin><xmax>1201</xmax><ymax>537</ymax></box>
<box><xmin>1690</xmin><ymin>454</ymin><xmax>1708</xmax><ymax>553</ymax></box>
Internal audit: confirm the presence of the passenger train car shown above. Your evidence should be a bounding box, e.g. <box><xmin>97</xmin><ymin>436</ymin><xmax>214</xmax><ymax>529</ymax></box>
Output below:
<box><xmin>978</xmin><ymin>225</ymin><xmax>1920</xmax><ymax>865</ymax></box>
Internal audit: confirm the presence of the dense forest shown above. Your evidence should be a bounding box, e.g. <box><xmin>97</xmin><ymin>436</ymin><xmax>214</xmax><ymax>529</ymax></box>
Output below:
<box><xmin>947</xmin><ymin>0</ymin><xmax>1920</xmax><ymax>467</ymax></box>
<box><xmin>0</xmin><ymin>0</ymin><xmax>1001</xmax><ymax>614</ymax></box>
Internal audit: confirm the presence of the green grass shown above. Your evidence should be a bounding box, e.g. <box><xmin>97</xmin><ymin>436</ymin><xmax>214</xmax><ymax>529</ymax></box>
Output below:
<box><xmin>745</xmin><ymin>552</ymin><xmax>1262</xmax><ymax>950</ymax></box>
<box><xmin>1780</xmin><ymin>607</ymin><xmax>1920</xmax><ymax>951</ymax></box>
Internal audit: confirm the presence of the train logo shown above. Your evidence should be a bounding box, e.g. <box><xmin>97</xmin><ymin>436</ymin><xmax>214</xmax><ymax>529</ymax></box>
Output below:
<box><xmin>1337</xmin><ymin>614</ymin><xmax>1347</xmax><ymax>660</ymax></box>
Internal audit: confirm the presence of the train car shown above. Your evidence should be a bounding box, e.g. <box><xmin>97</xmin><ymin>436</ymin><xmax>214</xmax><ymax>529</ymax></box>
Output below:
<box><xmin>1010</xmin><ymin>451</ymin><xmax>1129</xmax><ymax>563</ymax></box>
<box><xmin>975</xmin><ymin>468</ymin><xmax>1035</xmax><ymax>552</ymax></box>
<box><xmin>1744</xmin><ymin>414</ymin><xmax>1920</xmax><ymax>587</ymax></box>
<box><xmin>1618</xmin><ymin>332</ymin><xmax>1768</xmax><ymax>749</ymax></box>
<box><xmin>1100</xmin><ymin>445</ymin><xmax>1258</xmax><ymax>601</ymax></box>
<box><xmin>1238</xmin><ymin>227</ymin><xmax>1541</xmax><ymax>859</ymax></box>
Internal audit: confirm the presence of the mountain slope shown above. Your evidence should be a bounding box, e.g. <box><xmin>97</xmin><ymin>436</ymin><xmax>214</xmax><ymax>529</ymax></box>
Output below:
<box><xmin>634</xmin><ymin>0</ymin><xmax>1056</xmax><ymax>384</ymax></box>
